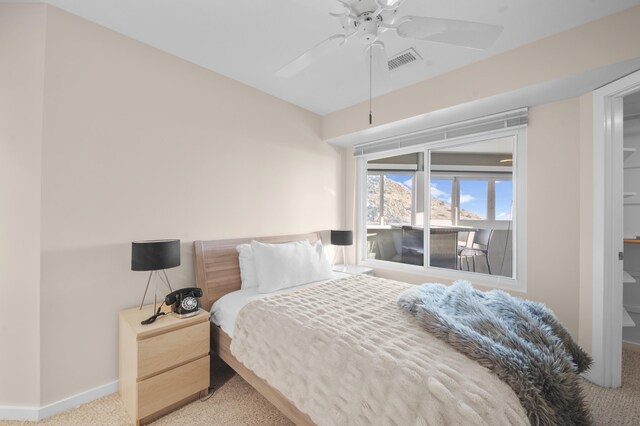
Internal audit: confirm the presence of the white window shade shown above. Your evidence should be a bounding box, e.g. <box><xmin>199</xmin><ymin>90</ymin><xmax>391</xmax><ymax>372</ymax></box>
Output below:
<box><xmin>353</xmin><ymin>108</ymin><xmax>528</xmax><ymax>157</ymax></box>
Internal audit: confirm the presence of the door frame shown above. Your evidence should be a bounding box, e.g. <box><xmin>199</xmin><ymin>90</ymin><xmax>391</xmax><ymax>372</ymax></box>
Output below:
<box><xmin>590</xmin><ymin>69</ymin><xmax>640</xmax><ymax>387</ymax></box>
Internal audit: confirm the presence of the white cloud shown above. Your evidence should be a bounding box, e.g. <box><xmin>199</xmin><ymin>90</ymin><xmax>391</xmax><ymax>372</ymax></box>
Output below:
<box><xmin>430</xmin><ymin>185</ymin><xmax>450</xmax><ymax>202</ymax></box>
<box><xmin>460</xmin><ymin>194</ymin><xmax>475</xmax><ymax>204</ymax></box>
<box><xmin>403</xmin><ymin>177</ymin><xmax>413</xmax><ymax>190</ymax></box>
<box><xmin>430</xmin><ymin>185</ymin><xmax>445</xmax><ymax>197</ymax></box>
<box><xmin>496</xmin><ymin>212</ymin><xmax>512</xmax><ymax>220</ymax></box>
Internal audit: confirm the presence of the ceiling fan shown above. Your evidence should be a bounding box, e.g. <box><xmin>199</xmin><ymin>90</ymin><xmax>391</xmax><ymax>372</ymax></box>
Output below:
<box><xmin>276</xmin><ymin>0</ymin><xmax>504</xmax><ymax>82</ymax></box>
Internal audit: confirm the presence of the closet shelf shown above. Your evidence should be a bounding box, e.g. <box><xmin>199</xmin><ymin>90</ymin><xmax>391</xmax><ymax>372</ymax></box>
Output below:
<box><xmin>623</xmin><ymin>308</ymin><xmax>636</xmax><ymax>327</ymax></box>
<box><xmin>627</xmin><ymin>305</ymin><xmax>640</xmax><ymax>314</ymax></box>
<box><xmin>626</xmin><ymin>305</ymin><xmax>640</xmax><ymax>314</ymax></box>
<box><xmin>624</xmin><ymin>270</ymin><xmax>636</xmax><ymax>284</ymax></box>
<box><xmin>625</xmin><ymin>147</ymin><xmax>637</xmax><ymax>159</ymax></box>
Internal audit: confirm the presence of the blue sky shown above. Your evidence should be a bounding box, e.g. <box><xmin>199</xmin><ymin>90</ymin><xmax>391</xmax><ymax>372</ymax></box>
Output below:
<box><xmin>459</xmin><ymin>180</ymin><xmax>488</xmax><ymax>218</ymax></box>
<box><xmin>495</xmin><ymin>180</ymin><xmax>513</xmax><ymax>220</ymax></box>
<box><xmin>388</xmin><ymin>175</ymin><xmax>512</xmax><ymax>220</ymax></box>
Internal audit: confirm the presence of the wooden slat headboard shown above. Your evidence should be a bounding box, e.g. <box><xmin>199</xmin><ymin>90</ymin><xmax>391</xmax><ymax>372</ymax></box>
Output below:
<box><xmin>193</xmin><ymin>232</ymin><xmax>321</xmax><ymax>311</ymax></box>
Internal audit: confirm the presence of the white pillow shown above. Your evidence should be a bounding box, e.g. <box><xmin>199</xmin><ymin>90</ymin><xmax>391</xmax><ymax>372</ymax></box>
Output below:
<box><xmin>236</xmin><ymin>243</ymin><xmax>258</xmax><ymax>290</ymax></box>
<box><xmin>251</xmin><ymin>239</ymin><xmax>332</xmax><ymax>293</ymax></box>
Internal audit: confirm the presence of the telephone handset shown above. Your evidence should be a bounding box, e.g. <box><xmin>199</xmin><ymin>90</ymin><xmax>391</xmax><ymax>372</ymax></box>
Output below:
<box><xmin>165</xmin><ymin>287</ymin><xmax>203</xmax><ymax>318</ymax></box>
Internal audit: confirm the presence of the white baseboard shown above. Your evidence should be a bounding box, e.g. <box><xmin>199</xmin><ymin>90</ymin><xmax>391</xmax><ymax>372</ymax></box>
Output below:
<box><xmin>0</xmin><ymin>380</ymin><xmax>118</xmax><ymax>421</ymax></box>
<box><xmin>0</xmin><ymin>406</ymin><xmax>39</xmax><ymax>421</ymax></box>
<box><xmin>581</xmin><ymin>369</ymin><xmax>599</xmax><ymax>385</ymax></box>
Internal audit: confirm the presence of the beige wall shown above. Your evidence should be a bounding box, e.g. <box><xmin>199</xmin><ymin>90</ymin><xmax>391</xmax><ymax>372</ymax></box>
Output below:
<box><xmin>0</xmin><ymin>4</ymin><xmax>46</xmax><ymax>407</ymax></box>
<box><xmin>0</xmin><ymin>4</ymin><xmax>345</xmax><ymax>407</ymax></box>
<box><xmin>322</xmin><ymin>5</ymin><xmax>640</xmax><ymax>140</ymax></box>
<box><xmin>526</xmin><ymin>98</ymin><xmax>582</xmax><ymax>336</ymax></box>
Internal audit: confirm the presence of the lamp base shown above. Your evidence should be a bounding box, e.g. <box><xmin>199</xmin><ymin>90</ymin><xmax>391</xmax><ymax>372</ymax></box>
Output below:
<box><xmin>333</xmin><ymin>264</ymin><xmax>349</xmax><ymax>273</ymax></box>
<box><xmin>332</xmin><ymin>246</ymin><xmax>348</xmax><ymax>267</ymax></box>
<box><xmin>139</xmin><ymin>270</ymin><xmax>174</xmax><ymax>311</ymax></box>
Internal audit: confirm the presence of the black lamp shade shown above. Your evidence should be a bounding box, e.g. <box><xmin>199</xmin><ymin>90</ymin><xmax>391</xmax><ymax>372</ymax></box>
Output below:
<box><xmin>331</xmin><ymin>230</ymin><xmax>353</xmax><ymax>246</ymax></box>
<box><xmin>131</xmin><ymin>239</ymin><xmax>181</xmax><ymax>271</ymax></box>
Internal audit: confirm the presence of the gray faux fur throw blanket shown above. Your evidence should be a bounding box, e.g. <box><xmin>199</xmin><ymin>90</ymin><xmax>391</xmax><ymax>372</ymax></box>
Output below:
<box><xmin>397</xmin><ymin>280</ymin><xmax>593</xmax><ymax>426</ymax></box>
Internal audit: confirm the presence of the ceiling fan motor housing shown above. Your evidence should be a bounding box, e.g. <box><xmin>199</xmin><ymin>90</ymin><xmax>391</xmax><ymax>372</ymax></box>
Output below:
<box><xmin>357</xmin><ymin>12</ymin><xmax>382</xmax><ymax>43</ymax></box>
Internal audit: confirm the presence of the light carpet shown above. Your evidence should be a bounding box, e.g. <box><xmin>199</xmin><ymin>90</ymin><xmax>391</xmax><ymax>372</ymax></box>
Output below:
<box><xmin>3</xmin><ymin>350</ymin><xmax>640</xmax><ymax>425</ymax></box>
<box><xmin>581</xmin><ymin>348</ymin><xmax>640</xmax><ymax>425</ymax></box>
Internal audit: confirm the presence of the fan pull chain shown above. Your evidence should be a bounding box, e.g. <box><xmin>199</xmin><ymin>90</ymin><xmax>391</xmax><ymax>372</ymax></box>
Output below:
<box><xmin>369</xmin><ymin>41</ymin><xmax>373</xmax><ymax>125</ymax></box>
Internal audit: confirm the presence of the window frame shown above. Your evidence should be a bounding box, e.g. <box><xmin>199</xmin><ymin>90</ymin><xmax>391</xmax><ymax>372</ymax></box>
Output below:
<box><xmin>356</xmin><ymin>128</ymin><xmax>527</xmax><ymax>292</ymax></box>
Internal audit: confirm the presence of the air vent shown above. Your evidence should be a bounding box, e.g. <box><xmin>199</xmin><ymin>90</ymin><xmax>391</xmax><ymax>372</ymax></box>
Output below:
<box><xmin>387</xmin><ymin>48</ymin><xmax>422</xmax><ymax>71</ymax></box>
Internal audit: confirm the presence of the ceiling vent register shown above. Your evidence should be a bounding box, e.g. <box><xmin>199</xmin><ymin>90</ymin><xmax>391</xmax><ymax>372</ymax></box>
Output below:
<box><xmin>387</xmin><ymin>48</ymin><xmax>422</xmax><ymax>71</ymax></box>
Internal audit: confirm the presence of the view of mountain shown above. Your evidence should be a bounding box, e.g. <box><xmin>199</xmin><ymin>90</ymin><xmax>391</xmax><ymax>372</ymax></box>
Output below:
<box><xmin>431</xmin><ymin>196</ymin><xmax>483</xmax><ymax>221</ymax></box>
<box><xmin>368</xmin><ymin>176</ymin><xmax>481</xmax><ymax>225</ymax></box>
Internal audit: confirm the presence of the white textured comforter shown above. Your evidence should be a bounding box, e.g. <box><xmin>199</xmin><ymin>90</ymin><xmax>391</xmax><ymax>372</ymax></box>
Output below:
<box><xmin>231</xmin><ymin>275</ymin><xmax>529</xmax><ymax>426</ymax></box>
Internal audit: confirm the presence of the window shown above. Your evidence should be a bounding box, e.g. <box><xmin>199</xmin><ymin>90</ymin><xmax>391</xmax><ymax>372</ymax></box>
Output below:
<box><xmin>367</xmin><ymin>175</ymin><xmax>381</xmax><ymax>225</ymax></box>
<box><xmin>459</xmin><ymin>179</ymin><xmax>488</xmax><ymax>220</ymax></box>
<box><xmin>367</xmin><ymin>172</ymin><xmax>415</xmax><ymax>226</ymax></box>
<box><xmin>495</xmin><ymin>180</ymin><xmax>513</xmax><ymax>220</ymax></box>
<box><xmin>431</xmin><ymin>176</ymin><xmax>513</xmax><ymax>224</ymax></box>
<box><xmin>430</xmin><ymin>179</ymin><xmax>453</xmax><ymax>224</ymax></box>
<box><xmin>357</xmin><ymin>129</ymin><xmax>526</xmax><ymax>291</ymax></box>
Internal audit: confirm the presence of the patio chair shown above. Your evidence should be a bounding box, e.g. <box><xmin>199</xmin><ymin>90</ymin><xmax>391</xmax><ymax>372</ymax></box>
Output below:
<box><xmin>458</xmin><ymin>229</ymin><xmax>494</xmax><ymax>274</ymax></box>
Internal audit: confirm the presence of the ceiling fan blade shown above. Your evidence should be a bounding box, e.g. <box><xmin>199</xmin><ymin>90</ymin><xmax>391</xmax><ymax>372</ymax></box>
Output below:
<box><xmin>276</xmin><ymin>34</ymin><xmax>346</xmax><ymax>78</ymax></box>
<box><xmin>373</xmin><ymin>0</ymin><xmax>405</xmax><ymax>17</ymax></box>
<box><xmin>396</xmin><ymin>16</ymin><xmax>503</xmax><ymax>50</ymax></box>
<box><xmin>367</xmin><ymin>41</ymin><xmax>392</xmax><ymax>96</ymax></box>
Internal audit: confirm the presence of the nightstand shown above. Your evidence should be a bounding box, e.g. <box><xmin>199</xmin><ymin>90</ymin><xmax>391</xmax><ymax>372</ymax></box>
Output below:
<box><xmin>333</xmin><ymin>264</ymin><xmax>375</xmax><ymax>276</ymax></box>
<box><xmin>119</xmin><ymin>305</ymin><xmax>210</xmax><ymax>425</ymax></box>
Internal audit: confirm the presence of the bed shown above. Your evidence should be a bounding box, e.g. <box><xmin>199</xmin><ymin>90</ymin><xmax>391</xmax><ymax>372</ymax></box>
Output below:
<box><xmin>194</xmin><ymin>233</ymin><xmax>323</xmax><ymax>424</ymax></box>
<box><xmin>193</xmin><ymin>232</ymin><xmax>536</xmax><ymax>425</ymax></box>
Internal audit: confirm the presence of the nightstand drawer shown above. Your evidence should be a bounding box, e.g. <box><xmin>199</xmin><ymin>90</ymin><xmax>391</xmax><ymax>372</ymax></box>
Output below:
<box><xmin>138</xmin><ymin>321</ymin><xmax>209</xmax><ymax>379</ymax></box>
<box><xmin>137</xmin><ymin>355</ymin><xmax>209</xmax><ymax>419</ymax></box>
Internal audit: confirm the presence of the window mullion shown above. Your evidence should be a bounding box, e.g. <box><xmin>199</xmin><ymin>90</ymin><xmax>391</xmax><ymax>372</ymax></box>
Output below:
<box><xmin>379</xmin><ymin>173</ymin><xmax>384</xmax><ymax>226</ymax></box>
<box><xmin>411</xmin><ymin>173</ymin><xmax>417</xmax><ymax>226</ymax></box>
<box><xmin>488</xmin><ymin>178</ymin><xmax>496</xmax><ymax>221</ymax></box>
<box><xmin>453</xmin><ymin>177</ymin><xmax>460</xmax><ymax>224</ymax></box>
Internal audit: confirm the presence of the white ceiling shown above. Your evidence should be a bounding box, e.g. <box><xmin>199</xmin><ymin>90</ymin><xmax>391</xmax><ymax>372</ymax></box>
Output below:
<box><xmin>16</xmin><ymin>0</ymin><xmax>640</xmax><ymax>115</ymax></box>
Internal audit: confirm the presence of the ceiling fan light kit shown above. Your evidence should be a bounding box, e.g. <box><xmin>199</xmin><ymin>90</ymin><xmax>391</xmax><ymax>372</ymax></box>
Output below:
<box><xmin>357</xmin><ymin>12</ymin><xmax>382</xmax><ymax>43</ymax></box>
<box><xmin>277</xmin><ymin>0</ymin><xmax>504</xmax><ymax>124</ymax></box>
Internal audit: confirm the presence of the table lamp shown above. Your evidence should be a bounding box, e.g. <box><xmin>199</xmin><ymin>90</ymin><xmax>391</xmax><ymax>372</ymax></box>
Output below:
<box><xmin>331</xmin><ymin>230</ymin><xmax>353</xmax><ymax>272</ymax></box>
<box><xmin>131</xmin><ymin>239</ymin><xmax>180</xmax><ymax>311</ymax></box>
